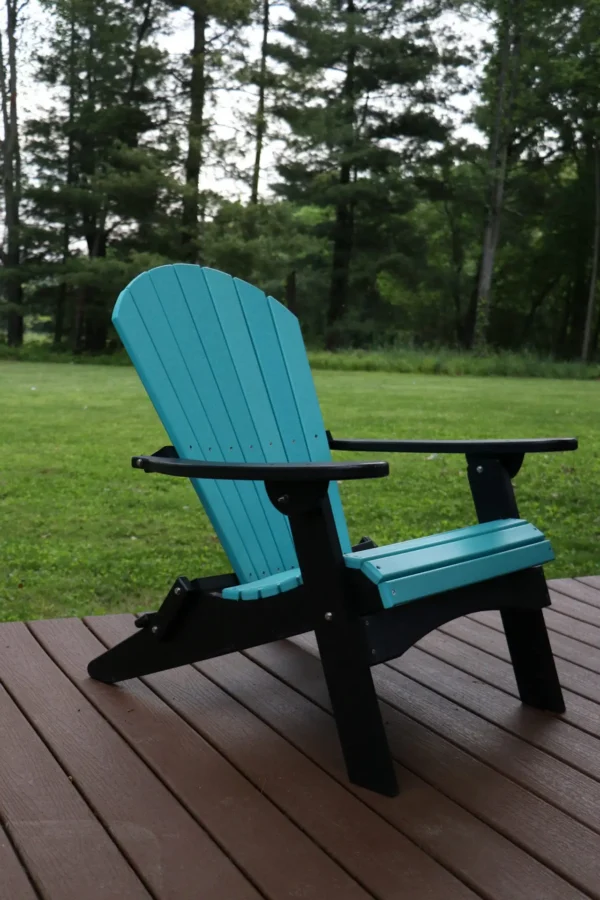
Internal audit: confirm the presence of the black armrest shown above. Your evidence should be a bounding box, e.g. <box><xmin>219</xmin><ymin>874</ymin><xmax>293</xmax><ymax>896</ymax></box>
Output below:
<box><xmin>327</xmin><ymin>433</ymin><xmax>578</xmax><ymax>455</ymax></box>
<box><xmin>132</xmin><ymin>455</ymin><xmax>389</xmax><ymax>482</ymax></box>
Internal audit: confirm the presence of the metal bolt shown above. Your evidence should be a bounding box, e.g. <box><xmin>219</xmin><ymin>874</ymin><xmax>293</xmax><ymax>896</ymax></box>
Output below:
<box><xmin>174</xmin><ymin>586</ymin><xmax>182</xmax><ymax>596</ymax></box>
<box><xmin>277</xmin><ymin>494</ymin><xmax>289</xmax><ymax>505</ymax></box>
<box><xmin>324</xmin><ymin>612</ymin><xmax>333</xmax><ymax>621</ymax></box>
<box><xmin>476</xmin><ymin>465</ymin><xmax>484</xmax><ymax>474</ymax></box>
<box><xmin>371</xmin><ymin>649</ymin><xmax>376</xmax><ymax>655</ymax></box>
<box><xmin>391</xmin><ymin>589</ymin><xmax>396</xmax><ymax>596</ymax></box>
<box><xmin>151</xmin><ymin>625</ymin><xmax>159</xmax><ymax>635</ymax></box>
<box><xmin>135</xmin><ymin>458</ymin><xmax>144</xmax><ymax>468</ymax></box>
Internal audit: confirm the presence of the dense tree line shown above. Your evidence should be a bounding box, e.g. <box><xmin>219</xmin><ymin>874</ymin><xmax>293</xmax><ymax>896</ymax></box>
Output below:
<box><xmin>0</xmin><ymin>0</ymin><xmax>599</xmax><ymax>359</ymax></box>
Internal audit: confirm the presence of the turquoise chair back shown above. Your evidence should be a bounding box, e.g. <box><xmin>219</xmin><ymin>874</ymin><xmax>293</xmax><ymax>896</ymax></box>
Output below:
<box><xmin>113</xmin><ymin>264</ymin><xmax>351</xmax><ymax>585</ymax></box>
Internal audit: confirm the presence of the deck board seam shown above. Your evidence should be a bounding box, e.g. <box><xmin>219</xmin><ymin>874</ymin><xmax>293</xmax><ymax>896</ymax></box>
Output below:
<box><xmin>549</xmin><ymin>583</ymin><xmax>600</xmax><ymax>612</ymax></box>
<box><xmin>436</xmin><ymin>619</ymin><xmax>597</xmax><ymax>683</ymax></box>
<box><xmin>382</xmin><ymin>657</ymin><xmax>600</xmax><ymax>786</ymax></box>
<box><xmin>39</xmin><ymin>617</ymin><xmax>274</xmax><ymax>900</ymax></box>
<box><xmin>544</xmin><ymin>609</ymin><xmax>600</xmax><ymax>648</ymax></box>
<box><xmin>268</xmin><ymin>638</ymin><xmax>600</xmax><ymax>898</ymax></box>
<box><xmin>1</xmin><ymin>656</ymin><xmax>159</xmax><ymax>900</ymax></box>
<box><xmin>139</xmin><ymin>672</ymin><xmax>380</xmax><ymax>900</ymax></box>
<box><xmin>239</xmin><ymin>647</ymin><xmax>595</xmax><ymax>900</ymax></box>
<box><xmin>464</xmin><ymin>613</ymin><xmax>600</xmax><ymax>677</ymax></box>
<box><xmin>370</xmin><ymin>665</ymin><xmax>600</xmax><ymax>837</ymax></box>
<box><xmin>412</xmin><ymin>638</ymin><xmax>600</xmax><ymax>742</ymax></box>
<box><xmin>562</xmin><ymin>578</ymin><xmax>600</xmax><ymax>596</ymax></box>
<box><xmin>194</xmin><ymin>656</ymin><xmax>485</xmax><ymax>900</ymax></box>
<box><xmin>78</xmin><ymin>617</ymin><xmax>373</xmax><ymax>900</ymax></box>
<box><xmin>0</xmin><ymin>817</ymin><xmax>44</xmax><ymax>900</ymax></box>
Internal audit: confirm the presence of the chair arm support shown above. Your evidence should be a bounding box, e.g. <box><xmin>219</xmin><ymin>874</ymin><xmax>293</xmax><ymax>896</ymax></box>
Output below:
<box><xmin>327</xmin><ymin>433</ymin><xmax>578</xmax><ymax>456</ymax></box>
<box><xmin>132</xmin><ymin>454</ymin><xmax>389</xmax><ymax>483</ymax></box>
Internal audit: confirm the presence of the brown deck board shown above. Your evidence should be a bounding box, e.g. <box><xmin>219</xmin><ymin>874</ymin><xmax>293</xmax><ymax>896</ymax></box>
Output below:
<box><xmin>385</xmin><ymin>645</ymin><xmax>600</xmax><ymax>780</ymax></box>
<box><xmin>472</xmin><ymin>609</ymin><xmax>600</xmax><ymax>674</ymax></box>
<box><xmin>1</xmin><ymin>577</ymin><xmax>599</xmax><ymax>900</ymax></box>
<box><xmin>0</xmin><ymin>623</ymin><xmax>260</xmax><ymax>900</ymax></box>
<box><xmin>294</xmin><ymin>635</ymin><xmax>600</xmax><ymax>835</ymax></box>
<box><xmin>89</xmin><ymin>614</ymin><xmax>475</xmax><ymax>900</ymax></box>
<box><xmin>577</xmin><ymin>576</ymin><xmax>600</xmax><ymax>595</ymax></box>
<box><xmin>31</xmin><ymin>616</ymin><xmax>371</xmax><ymax>900</ymax></box>
<box><xmin>257</xmin><ymin>635</ymin><xmax>600</xmax><ymax>899</ymax></box>
<box><xmin>0</xmin><ymin>824</ymin><xmax>40</xmax><ymax>900</ymax></box>
<box><xmin>0</xmin><ymin>682</ymin><xmax>150</xmax><ymax>900</ymax></box>
<box><xmin>416</xmin><ymin>628</ymin><xmax>600</xmax><ymax>736</ymax></box>
<box><xmin>556</xmin><ymin>578</ymin><xmax>600</xmax><ymax>607</ymax></box>
<box><xmin>440</xmin><ymin>615</ymin><xmax>600</xmax><ymax>705</ymax></box>
<box><xmin>548</xmin><ymin>589</ymin><xmax>600</xmax><ymax>627</ymax></box>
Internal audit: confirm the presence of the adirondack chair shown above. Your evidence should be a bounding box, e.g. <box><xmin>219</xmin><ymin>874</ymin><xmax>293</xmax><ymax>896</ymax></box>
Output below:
<box><xmin>88</xmin><ymin>264</ymin><xmax>578</xmax><ymax>797</ymax></box>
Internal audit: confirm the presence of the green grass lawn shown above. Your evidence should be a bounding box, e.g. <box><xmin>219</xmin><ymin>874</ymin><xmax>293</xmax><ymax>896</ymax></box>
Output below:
<box><xmin>1</xmin><ymin>361</ymin><xmax>598</xmax><ymax>622</ymax></box>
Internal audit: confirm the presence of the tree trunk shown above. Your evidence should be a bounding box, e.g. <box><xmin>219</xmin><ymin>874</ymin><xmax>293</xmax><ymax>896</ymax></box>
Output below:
<box><xmin>56</xmin><ymin>9</ymin><xmax>77</xmax><ymax>349</ymax></box>
<box><xmin>522</xmin><ymin>278</ymin><xmax>558</xmax><ymax>346</ymax></box>
<box><xmin>442</xmin><ymin>189</ymin><xmax>465</xmax><ymax>345</ymax></box>
<box><xmin>582</xmin><ymin>141</ymin><xmax>600</xmax><ymax>361</ymax></box>
<box><xmin>285</xmin><ymin>269</ymin><xmax>297</xmax><ymax>316</ymax></box>
<box><xmin>472</xmin><ymin>0</ymin><xmax>522</xmax><ymax>352</ymax></box>
<box><xmin>326</xmin><ymin>0</ymin><xmax>356</xmax><ymax>350</ymax></box>
<box><xmin>592</xmin><ymin>304</ymin><xmax>600</xmax><ymax>359</ymax></box>
<box><xmin>181</xmin><ymin>4</ymin><xmax>207</xmax><ymax>261</ymax></box>
<box><xmin>0</xmin><ymin>0</ymin><xmax>25</xmax><ymax>346</ymax></box>
<box><xmin>250</xmin><ymin>0</ymin><xmax>269</xmax><ymax>205</ymax></box>
<box><xmin>54</xmin><ymin>285</ymin><xmax>66</xmax><ymax>347</ymax></box>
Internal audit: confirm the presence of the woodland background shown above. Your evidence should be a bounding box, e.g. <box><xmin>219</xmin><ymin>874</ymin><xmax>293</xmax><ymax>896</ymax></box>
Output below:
<box><xmin>0</xmin><ymin>0</ymin><xmax>599</xmax><ymax>360</ymax></box>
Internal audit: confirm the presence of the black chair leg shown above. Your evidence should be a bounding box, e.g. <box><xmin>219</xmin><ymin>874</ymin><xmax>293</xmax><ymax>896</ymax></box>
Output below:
<box><xmin>315</xmin><ymin>618</ymin><xmax>399</xmax><ymax>797</ymax></box>
<box><xmin>501</xmin><ymin>607</ymin><xmax>565</xmax><ymax>713</ymax></box>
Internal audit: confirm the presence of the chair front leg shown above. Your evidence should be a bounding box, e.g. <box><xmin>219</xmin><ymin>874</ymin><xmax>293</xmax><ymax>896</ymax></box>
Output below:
<box><xmin>267</xmin><ymin>480</ymin><xmax>399</xmax><ymax>797</ymax></box>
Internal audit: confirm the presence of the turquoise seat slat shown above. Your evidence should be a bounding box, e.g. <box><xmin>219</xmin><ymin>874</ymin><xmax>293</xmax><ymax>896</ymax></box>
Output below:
<box><xmin>345</xmin><ymin>519</ymin><xmax>526</xmax><ymax>571</ymax></box>
<box><xmin>377</xmin><ymin>541</ymin><xmax>554</xmax><ymax>609</ymax></box>
<box><xmin>267</xmin><ymin>296</ymin><xmax>351</xmax><ymax>552</ymax></box>
<box><xmin>360</xmin><ymin>521</ymin><xmax>545</xmax><ymax>585</ymax></box>
<box><xmin>222</xmin><ymin>569</ymin><xmax>302</xmax><ymax>601</ymax></box>
<box><xmin>221</xmin><ymin>520</ymin><xmax>551</xmax><ymax>605</ymax></box>
<box><xmin>112</xmin><ymin>287</ymin><xmax>256</xmax><ymax>579</ymax></box>
<box><xmin>127</xmin><ymin>267</ymin><xmax>274</xmax><ymax>582</ymax></box>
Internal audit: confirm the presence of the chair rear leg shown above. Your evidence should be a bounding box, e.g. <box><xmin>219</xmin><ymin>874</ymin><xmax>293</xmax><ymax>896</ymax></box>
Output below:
<box><xmin>315</xmin><ymin>618</ymin><xmax>399</xmax><ymax>797</ymax></box>
<box><xmin>501</xmin><ymin>607</ymin><xmax>565</xmax><ymax>713</ymax></box>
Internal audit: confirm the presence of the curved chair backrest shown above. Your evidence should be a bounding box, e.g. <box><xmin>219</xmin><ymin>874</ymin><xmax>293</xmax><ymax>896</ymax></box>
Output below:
<box><xmin>113</xmin><ymin>264</ymin><xmax>351</xmax><ymax>584</ymax></box>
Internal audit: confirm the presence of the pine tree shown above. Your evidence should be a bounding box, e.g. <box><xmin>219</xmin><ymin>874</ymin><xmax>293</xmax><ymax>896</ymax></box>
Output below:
<box><xmin>0</xmin><ymin>0</ymin><xmax>27</xmax><ymax>346</ymax></box>
<box><xmin>270</xmin><ymin>0</ymin><xmax>461</xmax><ymax>347</ymax></box>
<box><xmin>25</xmin><ymin>0</ymin><xmax>178</xmax><ymax>351</ymax></box>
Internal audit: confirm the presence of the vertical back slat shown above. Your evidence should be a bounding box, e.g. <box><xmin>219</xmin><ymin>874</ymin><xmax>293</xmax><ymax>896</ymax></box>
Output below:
<box><xmin>267</xmin><ymin>297</ymin><xmax>351</xmax><ymax>553</ymax></box>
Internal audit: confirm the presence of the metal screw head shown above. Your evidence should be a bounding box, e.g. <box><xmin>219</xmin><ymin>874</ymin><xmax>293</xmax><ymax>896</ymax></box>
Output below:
<box><xmin>174</xmin><ymin>586</ymin><xmax>182</xmax><ymax>596</ymax></box>
<box><xmin>135</xmin><ymin>458</ymin><xmax>144</xmax><ymax>468</ymax></box>
<box><xmin>324</xmin><ymin>611</ymin><xmax>333</xmax><ymax>621</ymax></box>
<box><xmin>151</xmin><ymin>625</ymin><xmax>159</xmax><ymax>635</ymax></box>
<box><xmin>476</xmin><ymin>465</ymin><xmax>484</xmax><ymax>474</ymax></box>
<box><xmin>277</xmin><ymin>494</ymin><xmax>289</xmax><ymax>506</ymax></box>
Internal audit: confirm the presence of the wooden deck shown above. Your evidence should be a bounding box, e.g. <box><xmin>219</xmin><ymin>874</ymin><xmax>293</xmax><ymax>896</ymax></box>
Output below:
<box><xmin>2</xmin><ymin>578</ymin><xmax>600</xmax><ymax>899</ymax></box>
